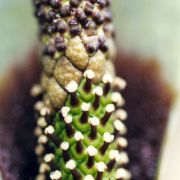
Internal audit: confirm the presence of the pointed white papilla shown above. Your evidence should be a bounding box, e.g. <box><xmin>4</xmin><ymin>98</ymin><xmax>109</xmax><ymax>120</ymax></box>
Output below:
<box><xmin>64</xmin><ymin>115</ymin><xmax>73</xmax><ymax>124</ymax></box>
<box><xmin>38</xmin><ymin>135</ymin><xmax>48</xmax><ymax>144</ymax></box>
<box><xmin>113</xmin><ymin>77</ymin><xmax>127</xmax><ymax>90</ymax></box>
<box><xmin>105</xmin><ymin>104</ymin><xmax>115</xmax><ymax>113</ymax></box>
<box><xmin>44</xmin><ymin>153</ymin><xmax>55</xmax><ymax>163</ymax></box>
<box><xmin>113</xmin><ymin>120</ymin><xmax>127</xmax><ymax>135</ymax></box>
<box><xmin>66</xmin><ymin>159</ymin><xmax>76</xmax><ymax>170</ymax></box>
<box><xmin>65</xmin><ymin>81</ymin><xmax>78</xmax><ymax>93</ymax></box>
<box><xmin>95</xmin><ymin>162</ymin><xmax>107</xmax><ymax>172</ymax></box>
<box><xmin>103</xmin><ymin>132</ymin><xmax>114</xmax><ymax>143</ymax></box>
<box><xmin>61</xmin><ymin>106</ymin><xmax>70</xmax><ymax>118</ymax></box>
<box><xmin>37</xmin><ymin>117</ymin><xmax>47</xmax><ymax>128</ymax></box>
<box><xmin>44</xmin><ymin>125</ymin><xmax>55</xmax><ymax>135</ymax></box>
<box><xmin>85</xmin><ymin>146</ymin><xmax>98</xmax><ymax>156</ymax></box>
<box><xmin>115</xmin><ymin>109</ymin><xmax>128</xmax><ymax>121</ymax></box>
<box><xmin>50</xmin><ymin>170</ymin><xmax>62</xmax><ymax>180</ymax></box>
<box><xmin>74</xmin><ymin>131</ymin><xmax>84</xmax><ymax>141</ymax></box>
<box><xmin>116</xmin><ymin>168</ymin><xmax>131</xmax><ymax>180</ymax></box>
<box><xmin>111</xmin><ymin>92</ymin><xmax>124</xmax><ymax>106</ymax></box>
<box><xmin>102</xmin><ymin>73</ymin><xmax>113</xmax><ymax>84</ymax></box>
<box><xmin>84</xmin><ymin>175</ymin><xmax>95</xmax><ymax>180</ymax></box>
<box><xmin>109</xmin><ymin>150</ymin><xmax>119</xmax><ymax>160</ymax></box>
<box><xmin>84</xmin><ymin>69</ymin><xmax>95</xmax><ymax>79</ymax></box>
<box><xmin>89</xmin><ymin>117</ymin><xmax>100</xmax><ymax>126</ymax></box>
<box><xmin>81</xmin><ymin>102</ymin><xmax>91</xmax><ymax>111</ymax></box>
<box><xmin>60</xmin><ymin>141</ymin><xmax>69</xmax><ymax>150</ymax></box>
<box><xmin>93</xmin><ymin>86</ymin><xmax>103</xmax><ymax>96</ymax></box>
<box><xmin>116</xmin><ymin>137</ymin><xmax>128</xmax><ymax>148</ymax></box>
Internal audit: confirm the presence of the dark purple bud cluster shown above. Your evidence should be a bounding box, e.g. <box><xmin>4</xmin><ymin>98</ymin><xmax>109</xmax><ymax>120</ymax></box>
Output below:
<box><xmin>33</xmin><ymin>0</ymin><xmax>115</xmax><ymax>57</ymax></box>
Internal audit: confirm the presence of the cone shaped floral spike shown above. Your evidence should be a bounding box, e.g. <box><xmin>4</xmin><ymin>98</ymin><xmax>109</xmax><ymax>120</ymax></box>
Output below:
<box><xmin>32</xmin><ymin>0</ymin><xmax>131</xmax><ymax>179</ymax></box>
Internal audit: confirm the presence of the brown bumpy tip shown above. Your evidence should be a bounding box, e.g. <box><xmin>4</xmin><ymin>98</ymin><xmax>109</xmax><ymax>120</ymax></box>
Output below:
<box><xmin>86</xmin><ymin>146</ymin><xmax>98</xmax><ymax>168</ymax></box>
<box><xmin>100</xmin><ymin>132</ymin><xmax>114</xmax><ymax>155</ymax></box>
<box><xmin>65</xmin><ymin>81</ymin><xmax>79</xmax><ymax>106</ymax></box>
<box><xmin>80</xmin><ymin>103</ymin><xmax>90</xmax><ymax>123</ymax></box>
<box><xmin>74</xmin><ymin>131</ymin><xmax>84</xmax><ymax>153</ymax></box>
<box><xmin>44</xmin><ymin>126</ymin><xmax>60</xmax><ymax>146</ymax></box>
<box><xmin>60</xmin><ymin>142</ymin><xmax>70</xmax><ymax>162</ymax></box>
<box><xmin>89</xmin><ymin>117</ymin><xmax>100</xmax><ymax>139</ymax></box>
<box><xmin>95</xmin><ymin>162</ymin><xmax>107</xmax><ymax>180</ymax></box>
<box><xmin>101</xmin><ymin>104</ymin><xmax>115</xmax><ymax>125</ymax></box>
<box><xmin>65</xmin><ymin>160</ymin><xmax>81</xmax><ymax>179</ymax></box>
<box><xmin>92</xmin><ymin>86</ymin><xmax>103</xmax><ymax>110</ymax></box>
<box><xmin>64</xmin><ymin>115</ymin><xmax>74</xmax><ymax>137</ymax></box>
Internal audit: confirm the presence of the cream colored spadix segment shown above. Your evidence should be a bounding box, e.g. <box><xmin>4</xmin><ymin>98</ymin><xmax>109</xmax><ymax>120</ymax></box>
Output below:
<box><xmin>47</xmin><ymin>78</ymin><xmax>67</xmax><ymax>109</ymax></box>
<box><xmin>117</xmin><ymin>152</ymin><xmax>129</xmax><ymax>165</ymax></box>
<box><xmin>105</xmin><ymin>104</ymin><xmax>115</xmax><ymax>113</ymax></box>
<box><xmin>50</xmin><ymin>170</ymin><xmax>62</xmax><ymax>180</ymax></box>
<box><xmin>54</xmin><ymin>56</ymin><xmax>83</xmax><ymax>88</ymax></box>
<box><xmin>34</xmin><ymin>127</ymin><xmax>43</xmax><ymax>137</ymax></box>
<box><xmin>35</xmin><ymin>144</ymin><xmax>45</xmax><ymax>155</ymax></box>
<box><xmin>42</xmin><ymin>57</ymin><xmax>56</xmax><ymax>76</ymax></box>
<box><xmin>40</xmin><ymin>73</ymin><xmax>49</xmax><ymax>91</ymax></box>
<box><xmin>44</xmin><ymin>125</ymin><xmax>55</xmax><ymax>135</ymax></box>
<box><xmin>93</xmin><ymin>86</ymin><xmax>103</xmax><ymax>96</ymax></box>
<box><xmin>31</xmin><ymin>84</ymin><xmax>42</xmax><ymax>97</ymax></box>
<box><xmin>114</xmin><ymin>120</ymin><xmax>127</xmax><ymax>135</ymax></box>
<box><xmin>64</xmin><ymin>115</ymin><xmax>73</xmax><ymax>124</ymax></box>
<box><xmin>44</xmin><ymin>153</ymin><xmax>55</xmax><ymax>163</ymax></box>
<box><xmin>95</xmin><ymin>162</ymin><xmax>107</xmax><ymax>172</ymax></box>
<box><xmin>115</xmin><ymin>109</ymin><xmax>128</xmax><ymax>121</ymax></box>
<box><xmin>89</xmin><ymin>117</ymin><xmax>100</xmax><ymax>126</ymax></box>
<box><xmin>66</xmin><ymin>36</ymin><xmax>89</xmax><ymax>70</ymax></box>
<box><xmin>103</xmin><ymin>132</ymin><xmax>114</xmax><ymax>143</ymax></box>
<box><xmin>66</xmin><ymin>159</ymin><xmax>76</xmax><ymax>170</ymax></box>
<box><xmin>111</xmin><ymin>92</ymin><xmax>125</xmax><ymax>106</ymax></box>
<box><xmin>102</xmin><ymin>73</ymin><xmax>113</xmax><ymax>84</ymax></box>
<box><xmin>113</xmin><ymin>77</ymin><xmax>127</xmax><ymax>90</ymax></box>
<box><xmin>105</xmin><ymin>61</ymin><xmax>116</xmax><ymax>78</ymax></box>
<box><xmin>60</xmin><ymin>141</ymin><xmax>69</xmax><ymax>150</ymax></box>
<box><xmin>61</xmin><ymin>106</ymin><xmax>70</xmax><ymax>118</ymax></box>
<box><xmin>87</xmin><ymin>50</ymin><xmax>106</xmax><ymax>83</ymax></box>
<box><xmin>65</xmin><ymin>80</ymin><xmax>78</xmax><ymax>93</ymax></box>
<box><xmin>86</xmin><ymin>146</ymin><xmax>98</xmax><ymax>156</ymax></box>
<box><xmin>34</xmin><ymin>101</ymin><xmax>44</xmax><ymax>112</ymax></box>
<box><xmin>116</xmin><ymin>168</ymin><xmax>131</xmax><ymax>180</ymax></box>
<box><xmin>37</xmin><ymin>117</ymin><xmax>47</xmax><ymax>128</ymax></box>
<box><xmin>84</xmin><ymin>175</ymin><xmax>95</xmax><ymax>180</ymax></box>
<box><xmin>39</xmin><ymin>163</ymin><xmax>50</xmax><ymax>173</ymax></box>
<box><xmin>116</xmin><ymin>137</ymin><xmax>128</xmax><ymax>148</ymax></box>
<box><xmin>109</xmin><ymin>149</ymin><xmax>119</xmax><ymax>160</ymax></box>
<box><xmin>40</xmin><ymin>107</ymin><xmax>50</xmax><ymax>116</ymax></box>
<box><xmin>84</xmin><ymin>69</ymin><xmax>95</xmax><ymax>79</ymax></box>
<box><xmin>74</xmin><ymin>131</ymin><xmax>84</xmax><ymax>141</ymax></box>
<box><xmin>38</xmin><ymin>135</ymin><xmax>48</xmax><ymax>144</ymax></box>
<box><xmin>81</xmin><ymin>102</ymin><xmax>91</xmax><ymax>111</ymax></box>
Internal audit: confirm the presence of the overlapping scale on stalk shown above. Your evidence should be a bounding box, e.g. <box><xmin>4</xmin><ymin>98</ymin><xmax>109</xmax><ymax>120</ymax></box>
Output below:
<box><xmin>31</xmin><ymin>0</ymin><xmax>131</xmax><ymax>179</ymax></box>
